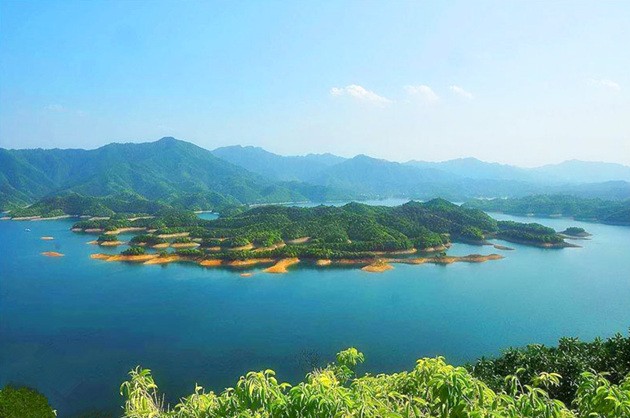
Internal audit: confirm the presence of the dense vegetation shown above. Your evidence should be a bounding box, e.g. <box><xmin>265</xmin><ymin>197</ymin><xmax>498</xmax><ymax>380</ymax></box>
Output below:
<box><xmin>7</xmin><ymin>192</ymin><xmax>168</xmax><ymax>218</ymax></box>
<box><xmin>464</xmin><ymin>195</ymin><xmax>630</xmax><ymax>225</ymax></box>
<box><xmin>75</xmin><ymin>199</ymin><xmax>570</xmax><ymax>260</ymax></box>
<box><xmin>495</xmin><ymin>220</ymin><xmax>565</xmax><ymax>245</ymax></box>
<box><xmin>0</xmin><ymin>385</ymin><xmax>56</xmax><ymax>418</ymax></box>
<box><xmin>0</xmin><ymin>137</ymin><xmax>350</xmax><ymax>210</ymax></box>
<box><xmin>117</xmin><ymin>336</ymin><xmax>630</xmax><ymax>418</ymax></box>
<box><xmin>562</xmin><ymin>227</ymin><xmax>588</xmax><ymax>236</ymax></box>
<box><xmin>468</xmin><ymin>332</ymin><xmax>630</xmax><ymax>405</ymax></box>
<box><xmin>4</xmin><ymin>138</ymin><xmax>630</xmax><ymax>211</ymax></box>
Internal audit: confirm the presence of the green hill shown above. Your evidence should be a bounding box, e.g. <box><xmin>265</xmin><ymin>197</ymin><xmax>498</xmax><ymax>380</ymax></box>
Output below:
<box><xmin>464</xmin><ymin>195</ymin><xmax>630</xmax><ymax>225</ymax></box>
<box><xmin>0</xmin><ymin>138</ymin><xmax>346</xmax><ymax>210</ymax></box>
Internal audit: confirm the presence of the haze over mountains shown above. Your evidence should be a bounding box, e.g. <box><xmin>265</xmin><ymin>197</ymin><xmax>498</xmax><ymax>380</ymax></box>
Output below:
<box><xmin>2</xmin><ymin>137</ymin><xmax>630</xmax><ymax>210</ymax></box>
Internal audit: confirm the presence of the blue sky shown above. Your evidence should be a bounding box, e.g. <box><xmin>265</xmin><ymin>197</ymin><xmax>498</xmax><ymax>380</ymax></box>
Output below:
<box><xmin>1</xmin><ymin>0</ymin><xmax>628</xmax><ymax>166</ymax></box>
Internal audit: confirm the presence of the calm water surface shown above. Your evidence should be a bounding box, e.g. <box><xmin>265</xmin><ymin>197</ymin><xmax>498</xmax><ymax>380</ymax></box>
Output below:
<box><xmin>1</xmin><ymin>208</ymin><xmax>629</xmax><ymax>416</ymax></box>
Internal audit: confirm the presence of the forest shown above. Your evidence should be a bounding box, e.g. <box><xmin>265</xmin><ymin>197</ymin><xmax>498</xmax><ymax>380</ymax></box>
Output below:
<box><xmin>464</xmin><ymin>195</ymin><xmax>630</xmax><ymax>225</ymax></box>
<box><xmin>74</xmin><ymin>199</ymin><xmax>571</xmax><ymax>262</ymax></box>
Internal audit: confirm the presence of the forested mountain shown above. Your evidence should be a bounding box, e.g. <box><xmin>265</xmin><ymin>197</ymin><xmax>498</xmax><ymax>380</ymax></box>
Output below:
<box><xmin>464</xmin><ymin>195</ymin><xmax>630</xmax><ymax>225</ymax></box>
<box><xmin>212</xmin><ymin>145</ymin><xmax>346</xmax><ymax>182</ymax></box>
<box><xmin>209</xmin><ymin>145</ymin><xmax>630</xmax><ymax>200</ymax></box>
<box><xmin>3</xmin><ymin>137</ymin><xmax>630</xmax><ymax>210</ymax></box>
<box><xmin>0</xmin><ymin>138</ymin><xmax>346</xmax><ymax>209</ymax></box>
<box><xmin>408</xmin><ymin>157</ymin><xmax>630</xmax><ymax>184</ymax></box>
<box><xmin>535</xmin><ymin>160</ymin><xmax>630</xmax><ymax>183</ymax></box>
<box><xmin>406</xmin><ymin>157</ymin><xmax>538</xmax><ymax>182</ymax></box>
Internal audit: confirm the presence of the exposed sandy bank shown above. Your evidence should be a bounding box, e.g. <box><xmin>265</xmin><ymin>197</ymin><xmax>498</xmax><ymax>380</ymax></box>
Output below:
<box><xmin>264</xmin><ymin>258</ymin><xmax>300</xmax><ymax>273</ymax></box>
<box><xmin>286</xmin><ymin>237</ymin><xmax>310</xmax><ymax>244</ymax></box>
<box><xmin>362</xmin><ymin>260</ymin><xmax>394</xmax><ymax>273</ymax></box>
<box><xmin>105</xmin><ymin>227</ymin><xmax>146</xmax><ymax>235</ymax></box>
<box><xmin>42</xmin><ymin>251</ymin><xmax>64</xmax><ymax>257</ymax></box>
<box><xmin>170</xmin><ymin>242</ymin><xmax>200</xmax><ymax>249</ymax></box>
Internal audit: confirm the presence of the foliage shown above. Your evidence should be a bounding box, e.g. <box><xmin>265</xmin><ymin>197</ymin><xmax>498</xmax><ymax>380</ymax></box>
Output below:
<box><xmin>122</xmin><ymin>246</ymin><xmax>147</xmax><ymax>256</ymax></box>
<box><xmin>467</xmin><ymin>332</ymin><xmax>630</xmax><ymax>405</ymax></box>
<box><xmin>0</xmin><ymin>138</ymin><xmax>352</xmax><ymax>210</ymax></box>
<box><xmin>111</xmin><ymin>200</ymin><xmax>568</xmax><ymax>260</ymax></box>
<box><xmin>119</xmin><ymin>346</ymin><xmax>630</xmax><ymax>418</ymax></box>
<box><xmin>563</xmin><ymin>227</ymin><xmax>587</xmax><ymax>236</ymax></box>
<box><xmin>0</xmin><ymin>385</ymin><xmax>56</xmax><ymax>418</ymax></box>
<box><xmin>175</xmin><ymin>248</ymin><xmax>204</xmax><ymax>257</ymax></box>
<box><xmin>97</xmin><ymin>234</ymin><xmax>119</xmax><ymax>242</ymax></box>
<box><xmin>464</xmin><ymin>195</ymin><xmax>630</xmax><ymax>225</ymax></box>
<box><xmin>130</xmin><ymin>234</ymin><xmax>168</xmax><ymax>245</ymax></box>
<box><xmin>496</xmin><ymin>220</ymin><xmax>564</xmax><ymax>244</ymax></box>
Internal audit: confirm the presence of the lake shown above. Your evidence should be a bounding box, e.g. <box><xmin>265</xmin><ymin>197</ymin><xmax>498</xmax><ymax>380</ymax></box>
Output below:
<box><xmin>1</xmin><ymin>207</ymin><xmax>629</xmax><ymax>416</ymax></box>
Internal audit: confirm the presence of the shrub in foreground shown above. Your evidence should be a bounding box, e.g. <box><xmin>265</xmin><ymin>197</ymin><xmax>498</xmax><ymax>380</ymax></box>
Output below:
<box><xmin>120</xmin><ymin>347</ymin><xmax>630</xmax><ymax>418</ymax></box>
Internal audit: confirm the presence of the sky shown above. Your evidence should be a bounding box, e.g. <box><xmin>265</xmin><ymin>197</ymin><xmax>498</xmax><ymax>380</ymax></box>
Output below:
<box><xmin>1</xmin><ymin>0</ymin><xmax>629</xmax><ymax>167</ymax></box>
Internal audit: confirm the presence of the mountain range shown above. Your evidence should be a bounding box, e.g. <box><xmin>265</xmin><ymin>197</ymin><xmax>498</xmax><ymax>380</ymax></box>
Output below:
<box><xmin>2</xmin><ymin>137</ymin><xmax>629</xmax><ymax>210</ymax></box>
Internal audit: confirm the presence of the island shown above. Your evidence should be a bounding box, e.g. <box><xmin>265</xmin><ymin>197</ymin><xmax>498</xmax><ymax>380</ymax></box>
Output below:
<box><xmin>561</xmin><ymin>227</ymin><xmax>591</xmax><ymax>238</ymax></box>
<box><xmin>464</xmin><ymin>195</ymin><xmax>630</xmax><ymax>225</ymax></box>
<box><xmin>75</xmin><ymin>199</ymin><xmax>575</xmax><ymax>273</ymax></box>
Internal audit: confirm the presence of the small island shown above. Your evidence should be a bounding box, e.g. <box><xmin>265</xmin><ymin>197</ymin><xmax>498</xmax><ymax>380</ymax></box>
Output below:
<box><xmin>77</xmin><ymin>199</ymin><xmax>574</xmax><ymax>273</ymax></box>
<box><xmin>561</xmin><ymin>227</ymin><xmax>591</xmax><ymax>238</ymax></box>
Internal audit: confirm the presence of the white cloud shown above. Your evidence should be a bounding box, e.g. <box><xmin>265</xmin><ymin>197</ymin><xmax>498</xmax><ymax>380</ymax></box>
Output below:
<box><xmin>330</xmin><ymin>84</ymin><xmax>392</xmax><ymax>106</ymax></box>
<box><xmin>449</xmin><ymin>85</ymin><xmax>474</xmax><ymax>100</ymax></box>
<box><xmin>589</xmin><ymin>78</ymin><xmax>621</xmax><ymax>91</ymax></box>
<box><xmin>404</xmin><ymin>84</ymin><xmax>439</xmax><ymax>103</ymax></box>
<box><xmin>45</xmin><ymin>104</ymin><xmax>66</xmax><ymax>112</ymax></box>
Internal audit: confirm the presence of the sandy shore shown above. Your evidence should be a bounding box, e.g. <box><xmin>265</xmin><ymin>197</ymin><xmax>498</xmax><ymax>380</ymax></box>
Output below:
<box><xmin>87</xmin><ymin>251</ymin><xmax>504</xmax><ymax>273</ymax></box>
<box><xmin>199</xmin><ymin>259</ymin><xmax>222</xmax><ymax>267</ymax></box>
<box><xmin>228</xmin><ymin>243</ymin><xmax>255</xmax><ymax>251</ymax></box>
<box><xmin>144</xmin><ymin>256</ymin><xmax>182</xmax><ymax>265</ymax></box>
<box><xmin>417</xmin><ymin>244</ymin><xmax>451</xmax><ymax>253</ymax></box>
<box><xmin>105</xmin><ymin>227</ymin><xmax>146</xmax><ymax>235</ymax></box>
<box><xmin>264</xmin><ymin>258</ymin><xmax>300</xmax><ymax>273</ymax></box>
<box><xmin>98</xmin><ymin>240</ymin><xmax>124</xmax><ymax>247</ymax></box>
<box><xmin>12</xmin><ymin>215</ymin><xmax>72</xmax><ymax>221</ymax></box>
<box><xmin>42</xmin><ymin>251</ymin><xmax>64</xmax><ymax>257</ymax></box>
<box><xmin>91</xmin><ymin>253</ymin><xmax>157</xmax><ymax>262</ymax></box>
<box><xmin>170</xmin><ymin>242</ymin><xmax>200</xmax><ymax>249</ymax></box>
<box><xmin>497</xmin><ymin>235</ymin><xmax>580</xmax><ymax>248</ymax></box>
<box><xmin>374</xmin><ymin>248</ymin><xmax>417</xmax><ymax>255</ymax></box>
<box><xmin>493</xmin><ymin>244</ymin><xmax>514</xmax><ymax>251</ymax></box>
<box><xmin>226</xmin><ymin>258</ymin><xmax>274</xmax><ymax>267</ymax></box>
<box><xmin>286</xmin><ymin>237</ymin><xmax>310</xmax><ymax>244</ymax></box>
<box><xmin>362</xmin><ymin>260</ymin><xmax>394</xmax><ymax>273</ymax></box>
<box><xmin>157</xmin><ymin>232</ymin><xmax>190</xmax><ymax>239</ymax></box>
<box><xmin>240</xmin><ymin>272</ymin><xmax>254</xmax><ymax>277</ymax></box>
<box><xmin>40</xmin><ymin>236</ymin><xmax>54</xmax><ymax>240</ymax></box>
<box><xmin>152</xmin><ymin>243</ymin><xmax>170</xmax><ymax>249</ymax></box>
<box><xmin>332</xmin><ymin>253</ymin><xmax>504</xmax><ymax>267</ymax></box>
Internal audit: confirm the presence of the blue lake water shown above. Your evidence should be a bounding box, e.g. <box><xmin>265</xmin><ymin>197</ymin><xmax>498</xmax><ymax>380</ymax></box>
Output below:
<box><xmin>1</xmin><ymin>209</ymin><xmax>630</xmax><ymax>416</ymax></box>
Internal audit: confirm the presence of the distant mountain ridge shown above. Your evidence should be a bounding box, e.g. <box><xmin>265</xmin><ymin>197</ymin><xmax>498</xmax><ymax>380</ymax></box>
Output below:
<box><xmin>2</xmin><ymin>137</ymin><xmax>630</xmax><ymax>209</ymax></box>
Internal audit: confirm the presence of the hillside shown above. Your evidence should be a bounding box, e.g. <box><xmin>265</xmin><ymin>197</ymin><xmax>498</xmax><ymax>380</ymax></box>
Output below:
<box><xmin>4</xmin><ymin>139</ymin><xmax>630</xmax><ymax>210</ymax></box>
<box><xmin>0</xmin><ymin>138</ymin><xmax>346</xmax><ymax>210</ymax></box>
<box><xmin>212</xmin><ymin>145</ymin><xmax>346</xmax><ymax>182</ymax></box>
<box><xmin>211</xmin><ymin>146</ymin><xmax>630</xmax><ymax>200</ymax></box>
<box><xmin>464</xmin><ymin>195</ymin><xmax>630</xmax><ymax>225</ymax></box>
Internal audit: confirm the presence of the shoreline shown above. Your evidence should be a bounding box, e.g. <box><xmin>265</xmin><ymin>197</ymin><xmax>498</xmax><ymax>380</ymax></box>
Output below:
<box><xmin>88</xmin><ymin>252</ymin><xmax>504</xmax><ymax>273</ymax></box>
<box><xmin>495</xmin><ymin>235</ymin><xmax>580</xmax><ymax>248</ymax></box>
